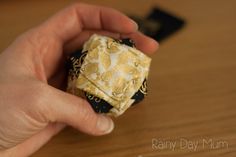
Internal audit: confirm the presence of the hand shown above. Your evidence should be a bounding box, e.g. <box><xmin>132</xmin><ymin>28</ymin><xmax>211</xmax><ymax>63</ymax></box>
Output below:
<box><xmin>0</xmin><ymin>3</ymin><xmax>158</xmax><ymax>157</ymax></box>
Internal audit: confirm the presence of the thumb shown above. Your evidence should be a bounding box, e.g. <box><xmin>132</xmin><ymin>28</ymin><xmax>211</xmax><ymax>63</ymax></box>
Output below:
<box><xmin>39</xmin><ymin>85</ymin><xmax>114</xmax><ymax>136</ymax></box>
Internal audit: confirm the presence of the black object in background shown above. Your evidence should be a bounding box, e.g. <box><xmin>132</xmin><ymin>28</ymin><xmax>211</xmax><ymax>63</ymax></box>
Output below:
<box><xmin>131</xmin><ymin>7</ymin><xmax>185</xmax><ymax>42</ymax></box>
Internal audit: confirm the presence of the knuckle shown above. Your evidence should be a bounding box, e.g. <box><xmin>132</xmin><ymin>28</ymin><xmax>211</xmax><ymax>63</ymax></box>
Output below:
<box><xmin>71</xmin><ymin>2</ymin><xmax>86</xmax><ymax>9</ymax></box>
<box><xmin>76</xmin><ymin>99</ymin><xmax>99</xmax><ymax>133</ymax></box>
<box><xmin>28</xmin><ymin>82</ymin><xmax>47</xmax><ymax>105</ymax></box>
<box><xmin>25</xmin><ymin>82</ymin><xmax>50</xmax><ymax>123</ymax></box>
<box><xmin>66</xmin><ymin>2</ymin><xmax>84</xmax><ymax>15</ymax></box>
<box><xmin>77</xmin><ymin>99</ymin><xmax>93</xmax><ymax>121</ymax></box>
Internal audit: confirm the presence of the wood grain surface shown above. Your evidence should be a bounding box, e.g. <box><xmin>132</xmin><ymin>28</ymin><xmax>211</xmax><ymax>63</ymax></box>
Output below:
<box><xmin>0</xmin><ymin>0</ymin><xmax>236</xmax><ymax>157</ymax></box>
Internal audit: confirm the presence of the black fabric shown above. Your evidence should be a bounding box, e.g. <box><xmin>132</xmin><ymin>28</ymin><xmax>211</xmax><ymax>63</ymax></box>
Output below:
<box><xmin>131</xmin><ymin>79</ymin><xmax>147</xmax><ymax>105</ymax></box>
<box><xmin>118</xmin><ymin>38</ymin><xmax>136</xmax><ymax>47</ymax></box>
<box><xmin>85</xmin><ymin>92</ymin><xmax>113</xmax><ymax>113</ymax></box>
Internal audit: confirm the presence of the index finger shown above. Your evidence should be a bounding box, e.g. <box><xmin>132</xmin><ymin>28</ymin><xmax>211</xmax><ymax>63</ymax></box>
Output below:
<box><xmin>38</xmin><ymin>3</ymin><xmax>138</xmax><ymax>43</ymax></box>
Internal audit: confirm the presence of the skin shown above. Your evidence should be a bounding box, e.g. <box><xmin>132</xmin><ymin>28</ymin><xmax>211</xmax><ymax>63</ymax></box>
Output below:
<box><xmin>0</xmin><ymin>3</ymin><xmax>158</xmax><ymax>157</ymax></box>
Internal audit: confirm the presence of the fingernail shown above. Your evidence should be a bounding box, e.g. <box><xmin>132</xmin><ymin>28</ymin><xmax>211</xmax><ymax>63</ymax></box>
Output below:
<box><xmin>131</xmin><ymin>20</ymin><xmax>139</xmax><ymax>31</ymax></box>
<box><xmin>97</xmin><ymin>116</ymin><xmax>114</xmax><ymax>134</ymax></box>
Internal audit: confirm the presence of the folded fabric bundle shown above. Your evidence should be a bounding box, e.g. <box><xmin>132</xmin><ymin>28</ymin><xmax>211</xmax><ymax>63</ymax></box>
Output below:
<box><xmin>66</xmin><ymin>34</ymin><xmax>151</xmax><ymax>117</ymax></box>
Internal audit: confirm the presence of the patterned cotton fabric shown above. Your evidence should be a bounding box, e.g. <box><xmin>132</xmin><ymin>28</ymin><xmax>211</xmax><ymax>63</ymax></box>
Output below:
<box><xmin>67</xmin><ymin>34</ymin><xmax>151</xmax><ymax>116</ymax></box>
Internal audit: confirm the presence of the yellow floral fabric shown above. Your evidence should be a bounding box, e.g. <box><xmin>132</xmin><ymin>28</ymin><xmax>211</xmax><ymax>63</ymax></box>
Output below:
<box><xmin>70</xmin><ymin>34</ymin><xmax>151</xmax><ymax>116</ymax></box>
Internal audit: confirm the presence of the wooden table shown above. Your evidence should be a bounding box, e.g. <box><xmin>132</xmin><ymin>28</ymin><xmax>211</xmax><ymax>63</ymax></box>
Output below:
<box><xmin>1</xmin><ymin>0</ymin><xmax>236</xmax><ymax>156</ymax></box>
